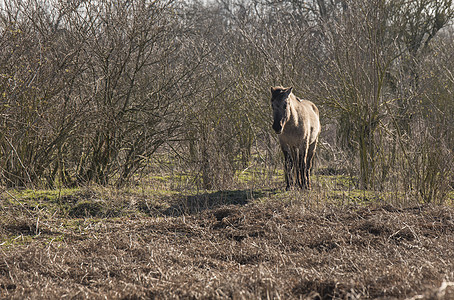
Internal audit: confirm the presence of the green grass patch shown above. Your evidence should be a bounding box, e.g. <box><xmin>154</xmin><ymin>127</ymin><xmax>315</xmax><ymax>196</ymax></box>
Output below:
<box><xmin>315</xmin><ymin>174</ymin><xmax>358</xmax><ymax>190</ymax></box>
<box><xmin>8</xmin><ymin>187</ymin><xmax>80</xmax><ymax>202</ymax></box>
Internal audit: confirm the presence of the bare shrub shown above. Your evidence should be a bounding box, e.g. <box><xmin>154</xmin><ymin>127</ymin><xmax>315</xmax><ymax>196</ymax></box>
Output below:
<box><xmin>0</xmin><ymin>0</ymin><xmax>203</xmax><ymax>187</ymax></box>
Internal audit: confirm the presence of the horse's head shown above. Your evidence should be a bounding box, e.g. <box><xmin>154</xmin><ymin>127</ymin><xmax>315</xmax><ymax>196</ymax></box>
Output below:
<box><xmin>271</xmin><ymin>86</ymin><xmax>293</xmax><ymax>134</ymax></box>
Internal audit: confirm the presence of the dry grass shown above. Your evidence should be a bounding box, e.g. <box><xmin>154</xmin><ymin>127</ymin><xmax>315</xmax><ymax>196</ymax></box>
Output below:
<box><xmin>1</xmin><ymin>186</ymin><xmax>454</xmax><ymax>299</ymax></box>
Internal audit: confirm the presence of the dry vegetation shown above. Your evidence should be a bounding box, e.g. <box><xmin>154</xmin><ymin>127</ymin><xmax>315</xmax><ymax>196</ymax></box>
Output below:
<box><xmin>2</xmin><ymin>0</ymin><xmax>454</xmax><ymax>298</ymax></box>
<box><xmin>1</xmin><ymin>179</ymin><xmax>454</xmax><ymax>299</ymax></box>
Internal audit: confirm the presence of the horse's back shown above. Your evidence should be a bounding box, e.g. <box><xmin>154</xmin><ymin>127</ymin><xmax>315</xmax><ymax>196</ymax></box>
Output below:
<box><xmin>295</xmin><ymin>99</ymin><xmax>319</xmax><ymax>123</ymax></box>
<box><xmin>310</xmin><ymin>101</ymin><xmax>319</xmax><ymax>117</ymax></box>
<box><xmin>297</xmin><ymin>98</ymin><xmax>318</xmax><ymax>114</ymax></box>
<box><xmin>294</xmin><ymin>98</ymin><xmax>320</xmax><ymax>142</ymax></box>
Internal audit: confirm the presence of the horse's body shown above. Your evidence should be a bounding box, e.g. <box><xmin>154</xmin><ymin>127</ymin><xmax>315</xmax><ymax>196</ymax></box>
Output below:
<box><xmin>271</xmin><ymin>86</ymin><xmax>320</xmax><ymax>190</ymax></box>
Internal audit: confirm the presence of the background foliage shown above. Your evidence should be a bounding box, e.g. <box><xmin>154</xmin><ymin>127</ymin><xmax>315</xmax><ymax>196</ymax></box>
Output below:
<box><xmin>1</xmin><ymin>0</ymin><xmax>453</xmax><ymax>202</ymax></box>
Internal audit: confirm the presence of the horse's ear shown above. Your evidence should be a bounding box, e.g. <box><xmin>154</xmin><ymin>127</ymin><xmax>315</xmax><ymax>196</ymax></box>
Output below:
<box><xmin>285</xmin><ymin>87</ymin><xmax>293</xmax><ymax>96</ymax></box>
<box><xmin>271</xmin><ymin>87</ymin><xmax>276</xmax><ymax>94</ymax></box>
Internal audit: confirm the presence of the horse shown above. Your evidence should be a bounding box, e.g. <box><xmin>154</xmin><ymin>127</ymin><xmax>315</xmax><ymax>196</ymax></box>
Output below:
<box><xmin>271</xmin><ymin>86</ymin><xmax>320</xmax><ymax>190</ymax></box>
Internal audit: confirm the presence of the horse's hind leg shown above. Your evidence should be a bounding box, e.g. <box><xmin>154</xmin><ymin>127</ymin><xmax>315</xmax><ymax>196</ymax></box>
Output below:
<box><xmin>298</xmin><ymin>150</ymin><xmax>306</xmax><ymax>189</ymax></box>
<box><xmin>282</xmin><ymin>146</ymin><xmax>293</xmax><ymax>190</ymax></box>
<box><xmin>306</xmin><ymin>141</ymin><xmax>317</xmax><ymax>190</ymax></box>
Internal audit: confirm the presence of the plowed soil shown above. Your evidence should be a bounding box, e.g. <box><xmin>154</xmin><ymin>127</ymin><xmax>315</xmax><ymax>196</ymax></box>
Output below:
<box><xmin>1</xmin><ymin>198</ymin><xmax>454</xmax><ymax>299</ymax></box>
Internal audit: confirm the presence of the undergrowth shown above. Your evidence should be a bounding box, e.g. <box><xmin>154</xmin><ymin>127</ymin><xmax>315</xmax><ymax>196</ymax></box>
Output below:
<box><xmin>1</xmin><ymin>169</ymin><xmax>453</xmax><ymax>299</ymax></box>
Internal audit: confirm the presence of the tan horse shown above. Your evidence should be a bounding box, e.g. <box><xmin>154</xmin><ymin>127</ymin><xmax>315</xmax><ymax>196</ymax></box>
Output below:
<box><xmin>271</xmin><ymin>86</ymin><xmax>320</xmax><ymax>190</ymax></box>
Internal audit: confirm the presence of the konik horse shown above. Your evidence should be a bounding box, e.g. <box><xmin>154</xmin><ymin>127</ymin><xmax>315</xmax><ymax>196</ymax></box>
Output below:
<box><xmin>271</xmin><ymin>86</ymin><xmax>321</xmax><ymax>190</ymax></box>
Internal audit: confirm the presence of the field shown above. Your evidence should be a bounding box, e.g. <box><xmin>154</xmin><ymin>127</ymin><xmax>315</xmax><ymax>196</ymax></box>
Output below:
<box><xmin>1</xmin><ymin>174</ymin><xmax>454</xmax><ymax>299</ymax></box>
<box><xmin>2</xmin><ymin>0</ymin><xmax>454</xmax><ymax>298</ymax></box>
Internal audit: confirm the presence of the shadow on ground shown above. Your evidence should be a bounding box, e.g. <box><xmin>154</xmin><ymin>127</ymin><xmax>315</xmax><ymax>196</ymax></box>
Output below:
<box><xmin>162</xmin><ymin>188</ymin><xmax>279</xmax><ymax>216</ymax></box>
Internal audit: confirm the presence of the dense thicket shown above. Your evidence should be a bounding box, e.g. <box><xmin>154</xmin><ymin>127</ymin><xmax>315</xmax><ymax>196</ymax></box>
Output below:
<box><xmin>1</xmin><ymin>0</ymin><xmax>453</xmax><ymax>202</ymax></box>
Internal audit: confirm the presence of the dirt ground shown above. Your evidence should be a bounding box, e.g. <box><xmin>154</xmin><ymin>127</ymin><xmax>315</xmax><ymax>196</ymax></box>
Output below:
<box><xmin>1</xmin><ymin>193</ymin><xmax>454</xmax><ymax>299</ymax></box>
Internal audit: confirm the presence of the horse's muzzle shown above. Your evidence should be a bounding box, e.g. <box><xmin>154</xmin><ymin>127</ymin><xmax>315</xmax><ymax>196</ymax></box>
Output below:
<box><xmin>272</xmin><ymin>123</ymin><xmax>282</xmax><ymax>134</ymax></box>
